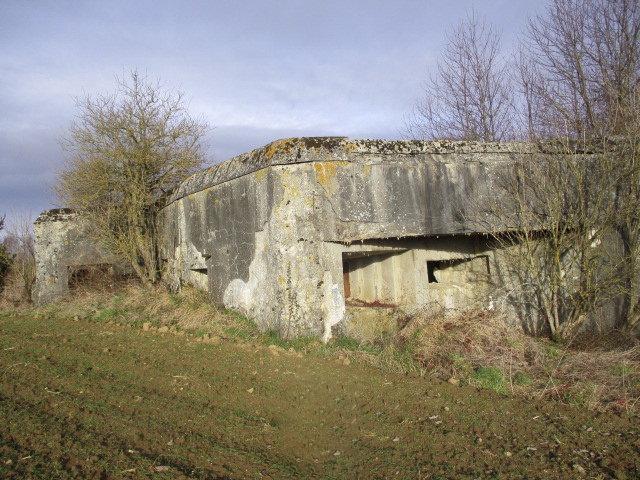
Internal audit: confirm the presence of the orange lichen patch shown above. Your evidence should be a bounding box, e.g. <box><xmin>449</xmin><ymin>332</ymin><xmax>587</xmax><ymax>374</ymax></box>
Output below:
<box><xmin>313</xmin><ymin>161</ymin><xmax>349</xmax><ymax>189</ymax></box>
<box><xmin>265</xmin><ymin>138</ymin><xmax>296</xmax><ymax>159</ymax></box>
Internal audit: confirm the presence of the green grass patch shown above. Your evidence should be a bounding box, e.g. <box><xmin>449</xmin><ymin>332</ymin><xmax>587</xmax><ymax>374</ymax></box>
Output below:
<box><xmin>471</xmin><ymin>366</ymin><xmax>507</xmax><ymax>395</ymax></box>
<box><xmin>513</xmin><ymin>371</ymin><xmax>532</xmax><ymax>386</ymax></box>
<box><xmin>448</xmin><ymin>353</ymin><xmax>473</xmax><ymax>377</ymax></box>
<box><xmin>331</xmin><ymin>335</ymin><xmax>362</xmax><ymax>350</ymax></box>
<box><xmin>223</xmin><ymin>326</ymin><xmax>253</xmax><ymax>341</ymax></box>
<box><xmin>258</xmin><ymin>330</ymin><xmax>288</xmax><ymax>348</ymax></box>
<box><xmin>612</xmin><ymin>363</ymin><xmax>634</xmax><ymax>377</ymax></box>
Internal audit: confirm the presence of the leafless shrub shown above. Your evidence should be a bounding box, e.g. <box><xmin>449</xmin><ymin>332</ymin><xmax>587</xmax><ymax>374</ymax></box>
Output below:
<box><xmin>0</xmin><ymin>212</ymin><xmax>36</xmax><ymax>306</ymax></box>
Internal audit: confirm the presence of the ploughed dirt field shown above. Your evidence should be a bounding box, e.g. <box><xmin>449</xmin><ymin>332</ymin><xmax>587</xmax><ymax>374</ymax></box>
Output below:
<box><xmin>1</xmin><ymin>315</ymin><xmax>639</xmax><ymax>479</ymax></box>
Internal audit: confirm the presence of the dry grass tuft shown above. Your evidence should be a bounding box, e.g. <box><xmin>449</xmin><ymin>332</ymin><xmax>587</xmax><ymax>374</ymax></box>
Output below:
<box><xmin>399</xmin><ymin>307</ymin><xmax>547</xmax><ymax>379</ymax></box>
<box><xmin>387</xmin><ymin>306</ymin><xmax>640</xmax><ymax>413</ymax></box>
<box><xmin>26</xmin><ymin>280</ymin><xmax>258</xmax><ymax>341</ymax></box>
<box><xmin>535</xmin><ymin>345</ymin><xmax>640</xmax><ymax>412</ymax></box>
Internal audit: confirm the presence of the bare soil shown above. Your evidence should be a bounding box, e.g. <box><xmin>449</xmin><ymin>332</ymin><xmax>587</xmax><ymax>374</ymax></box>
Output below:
<box><xmin>1</xmin><ymin>314</ymin><xmax>639</xmax><ymax>479</ymax></box>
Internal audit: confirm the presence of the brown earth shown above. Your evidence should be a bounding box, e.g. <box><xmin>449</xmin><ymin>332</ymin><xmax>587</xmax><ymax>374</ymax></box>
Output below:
<box><xmin>0</xmin><ymin>314</ymin><xmax>639</xmax><ymax>479</ymax></box>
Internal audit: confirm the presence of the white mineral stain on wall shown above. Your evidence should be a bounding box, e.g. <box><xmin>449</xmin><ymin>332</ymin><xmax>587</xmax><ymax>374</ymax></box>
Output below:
<box><xmin>322</xmin><ymin>273</ymin><xmax>345</xmax><ymax>343</ymax></box>
<box><xmin>222</xmin><ymin>230</ymin><xmax>268</xmax><ymax>319</ymax></box>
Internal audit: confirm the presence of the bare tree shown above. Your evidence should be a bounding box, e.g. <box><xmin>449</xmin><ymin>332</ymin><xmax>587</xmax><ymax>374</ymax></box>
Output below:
<box><xmin>404</xmin><ymin>0</ymin><xmax>640</xmax><ymax>336</ymax></box>
<box><xmin>1</xmin><ymin>212</ymin><xmax>36</xmax><ymax>303</ymax></box>
<box><xmin>485</xmin><ymin>140</ymin><xmax>631</xmax><ymax>338</ymax></box>
<box><xmin>515</xmin><ymin>0</ymin><xmax>640</xmax><ymax>333</ymax></box>
<box><xmin>56</xmin><ymin>71</ymin><xmax>210</xmax><ymax>284</ymax></box>
<box><xmin>523</xmin><ymin>0</ymin><xmax>640</xmax><ymax>139</ymax></box>
<box><xmin>404</xmin><ymin>10</ymin><xmax>514</xmax><ymax>141</ymax></box>
<box><xmin>0</xmin><ymin>215</ymin><xmax>10</xmax><ymax>292</ymax></box>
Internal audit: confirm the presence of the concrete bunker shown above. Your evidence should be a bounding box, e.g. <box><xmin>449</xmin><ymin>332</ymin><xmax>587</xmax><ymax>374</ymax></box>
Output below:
<box><xmin>36</xmin><ymin>137</ymin><xmax>605</xmax><ymax>339</ymax></box>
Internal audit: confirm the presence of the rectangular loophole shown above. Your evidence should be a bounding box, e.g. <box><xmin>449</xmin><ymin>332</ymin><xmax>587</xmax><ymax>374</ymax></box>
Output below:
<box><xmin>426</xmin><ymin>256</ymin><xmax>488</xmax><ymax>285</ymax></box>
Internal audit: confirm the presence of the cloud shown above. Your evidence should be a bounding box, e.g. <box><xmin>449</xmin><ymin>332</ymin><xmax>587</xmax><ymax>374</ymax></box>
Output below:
<box><xmin>0</xmin><ymin>0</ymin><xmax>548</xmax><ymax>217</ymax></box>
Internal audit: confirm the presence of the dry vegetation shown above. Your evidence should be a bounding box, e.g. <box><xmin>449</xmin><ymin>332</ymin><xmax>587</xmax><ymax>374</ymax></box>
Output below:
<box><xmin>342</xmin><ymin>307</ymin><xmax>640</xmax><ymax>415</ymax></box>
<box><xmin>4</xmin><ymin>282</ymin><xmax>639</xmax><ymax>416</ymax></box>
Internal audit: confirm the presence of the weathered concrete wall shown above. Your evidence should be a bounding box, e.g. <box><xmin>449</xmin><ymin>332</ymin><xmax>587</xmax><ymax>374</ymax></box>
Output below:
<box><xmin>35</xmin><ymin>137</ymin><xmax>627</xmax><ymax>338</ymax></box>
<box><xmin>159</xmin><ymin>137</ymin><xmax>534</xmax><ymax>340</ymax></box>
<box><xmin>33</xmin><ymin>209</ymin><xmax>129</xmax><ymax>305</ymax></box>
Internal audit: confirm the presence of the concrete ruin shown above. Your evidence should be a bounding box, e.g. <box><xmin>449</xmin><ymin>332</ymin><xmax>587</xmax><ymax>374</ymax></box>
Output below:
<box><xmin>158</xmin><ymin>137</ymin><xmax>532</xmax><ymax>340</ymax></box>
<box><xmin>33</xmin><ymin>209</ymin><xmax>130</xmax><ymax>305</ymax></box>
<box><xmin>33</xmin><ymin>137</ymin><xmax>577</xmax><ymax>339</ymax></box>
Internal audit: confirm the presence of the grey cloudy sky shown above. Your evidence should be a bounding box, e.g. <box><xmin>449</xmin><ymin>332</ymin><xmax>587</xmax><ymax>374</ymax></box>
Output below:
<box><xmin>0</xmin><ymin>0</ymin><xmax>547</xmax><ymax>223</ymax></box>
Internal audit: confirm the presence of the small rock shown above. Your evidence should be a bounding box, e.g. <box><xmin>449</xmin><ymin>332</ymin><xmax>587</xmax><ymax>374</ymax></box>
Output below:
<box><xmin>246</xmin><ymin>388</ymin><xmax>255</xmax><ymax>394</ymax></box>
<box><xmin>443</xmin><ymin>406</ymin><xmax>450</xmax><ymax>412</ymax></box>
<box><xmin>158</xmin><ymin>326</ymin><xmax>169</xmax><ymax>333</ymax></box>
<box><xmin>573</xmin><ymin>464</ymin><xmax>586</xmax><ymax>475</ymax></box>
<box><xmin>103</xmin><ymin>348</ymin><xmax>110</xmax><ymax>353</ymax></box>
<box><xmin>333</xmin><ymin>450</ymin><xmax>341</xmax><ymax>456</ymax></box>
<box><xmin>447</xmin><ymin>377</ymin><xmax>460</xmax><ymax>386</ymax></box>
<box><xmin>142</xmin><ymin>322</ymin><xmax>151</xmax><ymax>331</ymax></box>
<box><xmin>343</xmin><ymin>358</ymin><xmax>351</xmax><ymax>366</ymax></box>
<box><xmin>73</xmin><ymin>316</ymin><xmax>79</xmax><ymax>321</ymax></box>
<box><xmin>392</xmin><ymin>436</ymin><xmax>400</xmax><ymax>442</ymax></box>
<box><xmin>154</xmin><ymin>466</ymin><xmax>169</xmax><ymax>472</ymax></box>
<box><xmin>505</xmin><ymin>451</ymin><xmax>512</xmax><ymax>457</ymax></box>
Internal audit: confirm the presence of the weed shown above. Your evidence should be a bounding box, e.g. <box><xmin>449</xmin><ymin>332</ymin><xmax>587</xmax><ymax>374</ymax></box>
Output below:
<box><xmin>612</xmin><ymin>363</ymin><xmax>634</xmax><ymax>377</ymax></box>
<box><xmin>332</xmin><ymin>335</ymin><xmax>362</xmax><ymax>350</ymax></box>
<box><xmin>259</xmin><ymin>330</ymin><xmax>288</xmax><ymax>348</ymax></box>
<box><xmin>545</xmin><ymin>346</ymin><xmax>562</xmax><ymax>361</ymax></box>
<box><xmin>471</xmin><ymin>367</ymin><xmax>507</xmax><ymax>395</ymax></box>
<box><xmin>513</xmin><ymin>371</ymin><xmax>531</xmax><ymax>386</ymax></box>
<box><xmin>223</xmin><ymin>326</ymin><xmax>252</xmax><ymax>341</ymax></box>
<box><xmin>448</xmin><ymin>353</ymin><xmax>473</xmax><ymax>378</ymax></box>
